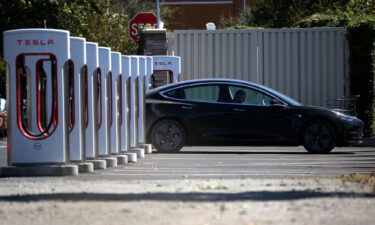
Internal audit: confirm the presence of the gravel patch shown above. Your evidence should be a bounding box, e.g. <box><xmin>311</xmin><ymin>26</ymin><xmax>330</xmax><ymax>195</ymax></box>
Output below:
<box><xmin>0</xmin><ymin>177</ymin><xmax>374</xmax><ymax>225</ymax></box>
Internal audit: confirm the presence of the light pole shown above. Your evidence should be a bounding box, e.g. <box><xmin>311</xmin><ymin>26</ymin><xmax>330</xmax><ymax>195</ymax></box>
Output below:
<box><xmin>156</xmin><ymin>0</ymin><xmax>161</xmax><ymax>28</ymax></box>
<box><xmin>242</xmin><ymin>0</ymin><xmax>246</xmax><ymax>18</ymax></box>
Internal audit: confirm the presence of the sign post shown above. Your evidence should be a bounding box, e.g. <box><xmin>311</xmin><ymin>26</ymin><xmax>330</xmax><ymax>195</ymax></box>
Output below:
<box><xmin>128</xmin><ymin>12</ymin><xmax>157</xmax><ymax>42</ymax></box>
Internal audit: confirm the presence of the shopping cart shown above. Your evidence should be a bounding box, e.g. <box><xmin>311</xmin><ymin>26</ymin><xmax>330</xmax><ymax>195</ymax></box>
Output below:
<box><xmin>325</xmin><ymin>95</ymin><xmax>359</xmax><ymax>116</ymax></box>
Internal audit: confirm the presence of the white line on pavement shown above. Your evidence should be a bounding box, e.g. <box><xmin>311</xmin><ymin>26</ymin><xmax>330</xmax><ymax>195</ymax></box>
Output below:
<box><xmin>99</xmin><ymin>171</ymin><xmax>375</xmax><ymax>176</ymax></box>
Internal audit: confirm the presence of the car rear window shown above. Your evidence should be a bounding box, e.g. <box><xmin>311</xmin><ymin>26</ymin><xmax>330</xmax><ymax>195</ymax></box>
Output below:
<box><xmin>164</xmin><ymin>85</ymin><xmax>220</xmax><ymax>102</ymax></box>
<box><xmin>184</xmin><ymin>85</ymin><xmax>220</xmax><ymax>102</ymax></box>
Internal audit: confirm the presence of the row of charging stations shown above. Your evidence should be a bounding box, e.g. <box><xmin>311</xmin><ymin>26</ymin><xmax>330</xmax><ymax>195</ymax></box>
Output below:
<box><xmin>2</xmin><ymin>29</ymin><xmax>180</xmax><ymax>170</ymax></box>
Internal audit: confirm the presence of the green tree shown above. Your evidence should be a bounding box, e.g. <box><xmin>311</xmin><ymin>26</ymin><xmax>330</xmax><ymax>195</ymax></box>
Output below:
<box><xmin>0</xmin><ymin>0</ymin><xmax>175</xmax><ymax>97</ymax></box>
<box><xmin>219</xmin><ymin>0</ymin><xmax>355</xmax><ymax>28</ymax></box>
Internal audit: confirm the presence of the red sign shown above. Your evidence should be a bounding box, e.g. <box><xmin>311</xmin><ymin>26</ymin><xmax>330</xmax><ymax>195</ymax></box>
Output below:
<box><xmin>128</xmin><ymin>12</ymin><xmax>157</xmax><ymax>42</ymax></box>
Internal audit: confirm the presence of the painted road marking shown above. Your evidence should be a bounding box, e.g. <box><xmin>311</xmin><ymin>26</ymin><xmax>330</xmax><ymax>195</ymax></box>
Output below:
<box><xmin>100</xmin><ymin>171</ymin><xmax>375</xmax><ymax>177</ymax></box>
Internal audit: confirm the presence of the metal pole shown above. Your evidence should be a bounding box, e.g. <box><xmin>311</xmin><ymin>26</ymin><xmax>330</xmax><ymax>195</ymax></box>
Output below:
<box><xmin>157</xmin><ymin>0</ymin><xmax>161</xmax><ymax>28</ymax></box>
<box><xmin>242</xmin><ymin>0</ymin><xmax>246</xmax><ymax>18</ymax></box>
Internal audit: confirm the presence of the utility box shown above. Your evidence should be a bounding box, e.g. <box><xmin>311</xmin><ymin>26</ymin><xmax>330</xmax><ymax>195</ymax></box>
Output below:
<box><xmin>141</xmin><ymin>29</ymin><xmax>168</xmax><ymax>56</ymax></box>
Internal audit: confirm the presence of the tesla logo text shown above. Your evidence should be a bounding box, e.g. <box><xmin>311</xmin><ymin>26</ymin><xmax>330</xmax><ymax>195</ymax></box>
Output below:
<box><xmin>154</xmin><ymin>61</ymin><xmax>172</xmax><ymax>66</ymax></box>
<box><xmin>17</xmin><ymin>40</ymin><xmax>54</xmax><ymax>46</ymax></box>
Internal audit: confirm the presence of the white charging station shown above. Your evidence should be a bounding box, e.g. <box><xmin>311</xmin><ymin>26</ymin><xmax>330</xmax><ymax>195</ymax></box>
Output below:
<box><xmin>120</xmin><ymin>56</ymin><xmax>131</xmax><ymax>153</ymax></box>
<box><xmin>152</xmin><ymin>56</ymin><xmax>181</xmax><ymax>85</ymax></box>
<box><xmin>98</xmin><ymin>47</ymin><xmax>111</xmax><ymax>157</ymax></box>
<box><xmin>138</xmin><ymin>56</ymin><xmax>146</xmax><ymax>145</ymax></box>
<box><xmin>1</xmin><ymin>28</ymin><xmax>169</xmax><ymax>176</ymax></box>
<box><xmin>3</xmin><ymin>29</ymin><xmax>70</xmax><ymax>165</ymax></box>
<box><xmin>85</xmin><ymin>42</ymin><xmax>99</xmax><ymax>159</ymax></box>
<box><xmin>129</xmin><ymin>56</ymin><xmax>139</xmax><ymax>149</ymax></box>
<box><xmin>145</xmin><ymin>56</ymin><xmax>153</xmax><ymax>92</ymax></box>
<box><xmin>110</xmin><ymin>52</ymin><xmax>121</xmax><ymax>155</ymax></box>
<box><xmin>69</xmin><ymin>37</ymin><xmax>86</xmax><ymax>162</ymax></box>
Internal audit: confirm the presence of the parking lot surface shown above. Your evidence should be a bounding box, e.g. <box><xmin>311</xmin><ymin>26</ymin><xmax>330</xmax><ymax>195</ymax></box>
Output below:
<box><xmin>1</xmin><ymin>142</ymin><xmax>375</xmax><ymax>180</ymax></box>
<box><xmin>78</xmin><ymin>146</ymin><xmax>375</xmax><ymax>180</ymax></box>
<box><xmin>1</xmin><ymin>142</ymin><xmax>375</xmax><ymax>225</ymax></box>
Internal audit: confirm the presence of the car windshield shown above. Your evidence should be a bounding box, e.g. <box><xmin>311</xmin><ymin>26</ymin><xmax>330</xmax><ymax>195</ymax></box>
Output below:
<box><xmin>259</xmin><ymin>85</ymin><xmax>302</xmax><ymax>106</ymax></box>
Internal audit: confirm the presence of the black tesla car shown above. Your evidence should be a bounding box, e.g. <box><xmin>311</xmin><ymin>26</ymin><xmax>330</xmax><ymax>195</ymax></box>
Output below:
<box><xmin>145</xmin><ymin>79</ymin><xmax>363</xmax><ymax>153</ymax></box>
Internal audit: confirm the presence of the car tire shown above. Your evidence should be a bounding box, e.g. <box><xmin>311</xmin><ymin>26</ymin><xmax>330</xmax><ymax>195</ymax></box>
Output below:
<box><xmin>302</xmin><ymin>120</ymin><xmax>336</xmax><ymax>154</ymax></box>
<box><xmin>151</xmin><ymin>119</ymin><xmax>186</xmax><ymax>153</ymax></box>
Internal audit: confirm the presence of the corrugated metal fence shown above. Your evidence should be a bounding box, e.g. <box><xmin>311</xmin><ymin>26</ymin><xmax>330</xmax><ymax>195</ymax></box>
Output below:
<box><xmin>168</xmin><ymin>28</ymin><xmax>349</xmax><ymax>107</ymax></box>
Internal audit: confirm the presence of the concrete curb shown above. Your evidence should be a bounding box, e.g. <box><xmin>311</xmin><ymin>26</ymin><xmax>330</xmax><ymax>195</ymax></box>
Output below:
<box><xmin>123</xmin><ymin>152</ymin><xmax>137</xmax><ymax>163</ymax></box>
<box><xmin>115</xmin><ymin>155</ymin><xmax>128</xmax><ymax>165</ymax></box>
<box><xmin>76</xmin><ymin>162</ymin><xmax>94</xmax><ymax>173</ymax></box>
<box><xmin>102</xmin><ymin>157</ymin><xmax>117</xmax><ymax>168</ymax></box>
<box><xmin>0</xmin><ymin>165</ymin><xmax>79</xmax><ymax>177</ymax></box>
<box><xmin>139</xmin><ymin>144</ymin><xmax>153</xmax><ymax>154</ymax></box>
<box><xmin>130</xmin><ymin>148</ymin><xmax>145</xmax><ymax>158</ymax></box>
<box><xmin>88</xmin><ymin>160</ymin><xmax>106</xmax><ymax>170</ymax></box>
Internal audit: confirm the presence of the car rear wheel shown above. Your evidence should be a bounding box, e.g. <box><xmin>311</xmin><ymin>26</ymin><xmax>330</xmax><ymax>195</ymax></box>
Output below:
<box><xmin>302</xmin><ymin>120</ymin><xmax>336</xmax><ymax>153</ymax></box>
<box><xmin>151</xmin><ymin>119</ymin><xmax>186</xmax><ymax>152</ymax></box>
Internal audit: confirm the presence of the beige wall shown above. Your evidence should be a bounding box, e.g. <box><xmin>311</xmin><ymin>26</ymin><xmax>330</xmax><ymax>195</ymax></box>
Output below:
<box><xmin>169</xmin><ymin>28</ymin><xmax>350</xmax><ymax>107</ymax></box>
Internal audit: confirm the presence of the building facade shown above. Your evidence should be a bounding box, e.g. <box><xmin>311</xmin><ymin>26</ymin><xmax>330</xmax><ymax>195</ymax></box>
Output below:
<box><xmin>161</xmin><ymin>0</ymin><xmax>254</xmax><ymax>30</ymax></box>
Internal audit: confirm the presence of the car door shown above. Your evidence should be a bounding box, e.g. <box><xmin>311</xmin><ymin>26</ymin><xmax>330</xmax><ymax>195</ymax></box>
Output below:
<box><xmin>222</xmin><ymin>84</ymin><xmax>296</xmax><ymax>143</ymax></box>
<box><xmin>162</xmin><ymin>83</ymin><xmax>235</xmax><ymax>142</ymax></box>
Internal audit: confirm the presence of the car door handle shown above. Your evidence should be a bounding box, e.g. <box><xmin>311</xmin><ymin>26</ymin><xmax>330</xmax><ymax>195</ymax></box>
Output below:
<box><xmin>234</xmin><ymin>108</ymin><xmax>246</xmax><ymax>112</ymax></box>
<box><xmin>181</xmin><ymin>106</ymin><xmax>193</xmax><ymax>110</ymax></box>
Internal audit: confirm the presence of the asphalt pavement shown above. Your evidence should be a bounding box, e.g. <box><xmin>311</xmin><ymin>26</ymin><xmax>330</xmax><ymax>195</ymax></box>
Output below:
<box><xmin>1</xmin><ymin>141</ymin><xmax>375</xmax><ymax>225</ymax></box>
<box><xmin>83</xmin><ymin>146</ymin><xmax>375</xmax><ymax>180</ymax></box>
<box><xmin>1</xmin><ymin>140</ymin><xmax>374</xmax><ymax>179</ymax></box>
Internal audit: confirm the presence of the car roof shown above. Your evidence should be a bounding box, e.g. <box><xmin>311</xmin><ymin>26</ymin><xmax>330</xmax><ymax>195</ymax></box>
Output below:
<box><xmin>147</xmin><ymin>78</ymin><xmax>260</xmax><ymax>93</ymax></box>
<box><xmin>147</xmin><ymin>78</ymin><xmax>302</xmax><ymax>106</ymax></box>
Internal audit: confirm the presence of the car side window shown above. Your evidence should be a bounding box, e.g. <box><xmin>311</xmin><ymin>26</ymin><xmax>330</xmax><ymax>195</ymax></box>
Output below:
<box><xmin>184</xmin><ymin>85</ymin><xmax>220</xmax><ymax>102</ymax></box>
<box><xmin>228</xmin><ymin>85</ymin><xmax>274</xmax><ymax>106</ymax></box>
<box><xmin>164</xmin><ymin>85</ymin><xmax>221</xmax><ymax>102</ymax></box>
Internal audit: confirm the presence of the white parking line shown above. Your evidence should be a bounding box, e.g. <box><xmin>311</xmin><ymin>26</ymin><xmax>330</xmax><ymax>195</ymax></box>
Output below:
<box><xmin>100</xmin><ymin>171</ymin><xmax>375</xmax><ymax>176</ymax></box>
<box><xmin>137</xmin><ymin>161</ymin><xmax>375</xmax><ymax>167</ymax></box>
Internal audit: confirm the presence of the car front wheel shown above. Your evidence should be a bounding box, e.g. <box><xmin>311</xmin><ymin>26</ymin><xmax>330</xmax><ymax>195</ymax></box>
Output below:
<box><xmin>151</xmin><ymin>119</ymin><xmax>186</xmax><ymax>152</ymax></box>
<box><xmin>302</xmin><ymin>120</ymin><xmax>336</xmax><ymax>153</ymax></box>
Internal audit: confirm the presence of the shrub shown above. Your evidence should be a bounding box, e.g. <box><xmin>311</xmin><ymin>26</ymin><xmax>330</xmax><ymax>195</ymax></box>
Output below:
<box><xmin>297</xmin><ymin>10</ymin><xmax>375</xmax><ymax>137</ymax></box>
<box><xmin>346</xmin><ymin>20</ymin><xmax>375</xmax><ymax>137</ymax></box>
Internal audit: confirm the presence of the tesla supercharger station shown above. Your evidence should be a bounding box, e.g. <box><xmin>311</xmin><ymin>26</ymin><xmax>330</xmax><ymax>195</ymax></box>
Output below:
<box><xmin>137</xmin><ymin>56</ymin><xmax>154</xmax><ymax>154</ymax></box>
<box><xmin>152</xmin><ymin>56</ymin><xmax>181</xmax><ymax>86</ymax></box>
<box><xmin>129</xmin><ymin>56</ymin><xmax>138</xmax><ymax>149</ymax></box>
<box><xmin>145</xmin><ymin>56</ymin><xmax>153</xmax><ymax>92</ymax></box>
<box><xmin>3</xmin><ymin>29</ymin><xmax>70</xmax><ymax>165</ymax></box>
<box><xmin>98</xmin><ymin>47</ymin><xmax>111</xmax><ymax>157</ymax></box>
<box><xmin>138</xmin><ymin>56</ymin><xmax>146</xmax><ymax>146</ymax></box>
<box><xmin>85</xmin><ymin>42</ymin><xmax>99</xmax><ymax>159</ymax></box>
<box><xmin>110</xmin><ymin>52</ymin><xmax>121</xmax><ymax>155</ymax></box>
<box><xmin>129</xmin><ymin>56</ymin><xmax>144</xmax><ymax>157</ymax></box>
<box><xmin>120</xmin><ymin>56</ymin><xmax>130</xmax><ymax>153</ymax></box>
<box><xmin>69</xmin><ymin>37</ymin><xmax>86</xmax><ymax>162</ymax></box>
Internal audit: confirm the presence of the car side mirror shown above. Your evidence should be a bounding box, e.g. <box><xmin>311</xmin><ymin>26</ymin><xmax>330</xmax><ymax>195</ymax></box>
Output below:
<box><xmin>270</xmin><ymin>99</ymin><xmax>286</xmax><ymax>108</ymax></box>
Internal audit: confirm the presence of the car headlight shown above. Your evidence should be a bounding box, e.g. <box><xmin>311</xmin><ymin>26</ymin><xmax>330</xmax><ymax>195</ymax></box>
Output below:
<box><xmin>333</xmin><ymin>111</ymin><xmax>356</xmax><ymax>121</ymax></box>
